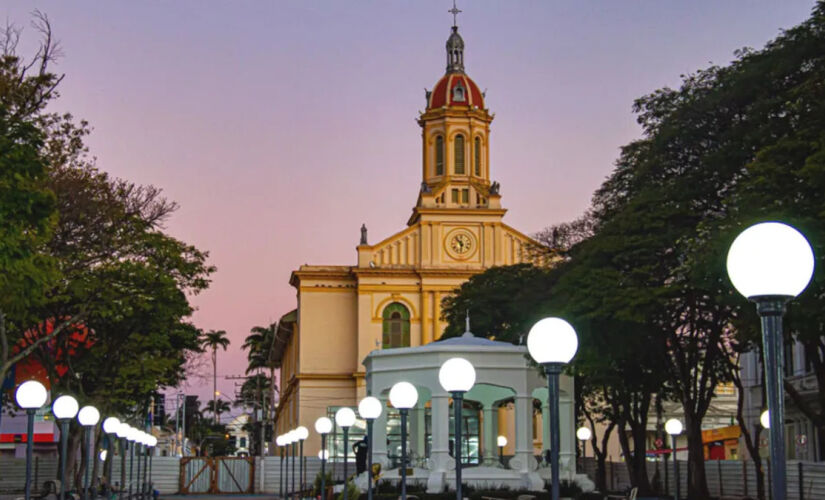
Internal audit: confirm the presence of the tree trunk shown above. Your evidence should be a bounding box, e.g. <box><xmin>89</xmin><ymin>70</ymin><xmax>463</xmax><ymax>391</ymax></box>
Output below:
<box><xmin>617</xmin><ymin>420</ymin><xmax>653</xmax><ymax>495</ymax></box>
<box><xmin>684</xmin><ymin>411</ymin><xmax>710</xmax><ymax>499</ymax></box>
<box><xmin>212</xmin><ymin>348</ymin><xmax>217</xmax><ymax>425</ymax></box>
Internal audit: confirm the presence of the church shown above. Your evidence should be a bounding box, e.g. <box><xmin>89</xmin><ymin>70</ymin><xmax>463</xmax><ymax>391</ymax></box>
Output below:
<box><xmin>273</xmin><ymin>17</ymin><xmax>563</xmax><ymax>468</ymax></box>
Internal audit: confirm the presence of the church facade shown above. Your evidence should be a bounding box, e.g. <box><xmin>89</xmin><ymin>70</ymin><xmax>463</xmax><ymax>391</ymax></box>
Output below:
<box><xmin>274</xmin><ymin>23</ymin><xmax>549</xmax><ymax>458</ymax></box>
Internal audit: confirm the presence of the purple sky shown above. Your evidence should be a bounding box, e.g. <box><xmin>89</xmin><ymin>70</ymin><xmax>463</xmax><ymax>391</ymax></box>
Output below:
<box><xmin>4</xmin><ymin>1</ymin><xmax>817</xmax><ymax>406</ymax></box>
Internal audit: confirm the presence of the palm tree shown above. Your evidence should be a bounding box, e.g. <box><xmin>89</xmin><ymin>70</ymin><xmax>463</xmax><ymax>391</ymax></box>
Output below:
<box><xmin>243</xmin><ymin>323</ymin><xmax>279</xmax><ymax>452</ymax></box>
<box><xmin>204</xmin><ymin>399</ymin><xmax>231</xmax><ymax>422</ymax></box>
<box><xmin>201</xmin><ymin>329</ymin><xmax>230</xmax><ymax>424</ymax></box>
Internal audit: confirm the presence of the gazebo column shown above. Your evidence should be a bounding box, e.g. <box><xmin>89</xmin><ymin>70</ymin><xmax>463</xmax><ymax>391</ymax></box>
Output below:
<box><xmin>372</xmin><ymin>398</ymin><xmax>389</xmax><ymax>468</ymax></box>
<box><xmin>513</xmin><ymin>394</ymin><xmax>534</xmax><ymax>473</ymax></box>
<box><xmin>481</xmin><ymin>403</ymin><xmax>497</xmax><ymax>466</ymax></box>
<box><xmin>429</xmin><ymin>394</ymin><xmax>450</xmax><ymax>473</ymax></box>
<box><xmin>409</xmin><ymin>399</ymin><xmax>427</xmax><ymax>468</ymax></box>
<box><xmin>541</xmin><ymin>401</ymin><xmax>551</xmax><ymax>456</ymax></box>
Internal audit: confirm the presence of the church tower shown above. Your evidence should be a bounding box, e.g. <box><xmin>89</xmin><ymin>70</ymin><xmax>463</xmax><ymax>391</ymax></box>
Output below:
<box><xmin>411</xmin><ymin>21</ymin><xmax>499</xmax><ymax>225</ymax></box>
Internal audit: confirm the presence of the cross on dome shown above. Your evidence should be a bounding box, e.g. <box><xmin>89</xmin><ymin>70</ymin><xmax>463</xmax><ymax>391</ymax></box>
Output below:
<box><xmin>448</xmin><ymin>0</ymin><xmax>462</xmax><ymax>28</ymax></box>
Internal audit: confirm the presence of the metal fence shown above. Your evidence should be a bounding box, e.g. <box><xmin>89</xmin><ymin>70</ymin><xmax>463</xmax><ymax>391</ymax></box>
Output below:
<box><xmin>580</xmin><ymin>457</ymin><xmax>825</xmax><ymax>499</ymax></box>
<box><xmin>1</xmin><ymin>456</ymin><xmax>350</xmax><ymax>495</ymax></box>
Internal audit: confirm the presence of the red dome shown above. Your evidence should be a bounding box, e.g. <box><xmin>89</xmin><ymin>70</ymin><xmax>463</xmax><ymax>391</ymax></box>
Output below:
<box><xmin>428</xmin><ymin>73</ymin><xmax>484</xmax><ymax>110</ymax></box>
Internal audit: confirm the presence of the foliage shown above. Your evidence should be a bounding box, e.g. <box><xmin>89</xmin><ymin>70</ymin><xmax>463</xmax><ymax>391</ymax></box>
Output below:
<box><xmin>0</xmin><ymin>12</ymin><xmax>60</xmax><ymax>383</ymax></box>
<box><xmin>440</xmin><ymin>264</ymin><xmax>555</xmax><ymax>342</ymax></box>
<box><xmin>337</xmin><ymin>481</ymin><xmax>359</xmax><ymax>500</ymax></box>
<box><xmin>312</xmin><ymin>470</ymin><xmax>333</xmax><ymax>497</ymax></box>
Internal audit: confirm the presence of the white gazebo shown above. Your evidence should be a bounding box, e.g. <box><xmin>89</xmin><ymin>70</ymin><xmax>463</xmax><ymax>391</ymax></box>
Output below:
<box><xmin>362</xmin><ymin>323</ymin><xmax>577</xmax><ymax>493</ymax></box>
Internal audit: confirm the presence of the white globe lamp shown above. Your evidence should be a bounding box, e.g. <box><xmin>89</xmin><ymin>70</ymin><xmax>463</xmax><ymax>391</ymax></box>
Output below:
<box><xmin>318</xmin><ymin>450</ymin><xmax>329</xmax><ymax>460</ymax></box>
<box><xmin>77</xmin><ymin>406</ymin><xmax>100</xmax><ymax>427</ymax></box>
<box><xmin>389</xmin><ymin>382</ymin><xmax>418</xmax><ymax>409</ymax></box>
<box><xmin>761</xmin><ymin>410</ymin><xmax>770</xmax><ymax>429</ymax></box>
<box><xmin>315</xmin><ymin>417</ymin><xmax>333</xmax><ymax>435</ymax></box>
<box><xmin>576</xmin><ymin>427</ymin><xmax>592</xmax><ymax>441</ymax></box>
<box><xmin>497</xmin><ymin>435</ymin><xmax>507</xmax><ymax>448</ymax></box>
<box><xmin>103</xmin><ymin>417</ymin><xmax>121</xmax><ymax>434</ymax></box>
<box><xmin>15</xmin><ymin>380</ymin><xmax>48</xmax><ymax>409</ymax></box>
<box><xmin>335</xmin><ymin>407</ymin><xmax>356</xmax><ymax>428</ymax></box>
<box><xmin>438</xmin><ymin>357</ymin><xmax>476</xmax><ymax>393</ymax></box>
<box><xmin>52</xmin><ymin>395</ymin><xmax>79</xmax><ymax>420</ymax></box>
<box><xmin>295</xmin><ymin>426</ymin><xmax>309</xmax><ymax>440</ymax></box>
<box><xmin>527</xmin><ymin>317</ymin><xmax>579</xmax><ymax>364</ymax></box>
<box><xmin>358</xmin><ymin>397</ymin><xmax>383</xmax><ymax>420</ymax></box>
<box><xmin>727</xmin><ymin>222</ymin><xmax>814</xmax><ymax>299</ymax></box>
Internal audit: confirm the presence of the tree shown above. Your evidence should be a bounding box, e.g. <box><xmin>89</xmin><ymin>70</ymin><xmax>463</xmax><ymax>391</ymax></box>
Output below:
<box><xmin>202</xmin><ymin>329</ymin><xmax>230</xmax><ymax>424</ymax></box>
<box><xmin>0</xmin><ymin>12</ymin><xmax>60</xmax><ymax>385</ymax></box>
<box><xmin>204</xmin><ymin>399</ymin><xmax>231</xmax><ymax>421</ymax></box>
<box><xmin>242</xmin><ymin>323</ymin><xmax>279</xmax><ymax>452</ymax></box>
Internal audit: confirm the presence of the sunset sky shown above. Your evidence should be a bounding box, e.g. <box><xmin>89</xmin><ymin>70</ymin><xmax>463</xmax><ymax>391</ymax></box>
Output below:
<box><xmin>4</xmin><ymin>0</ymin><xmax>817</xmax><ymax>409</ymax></box>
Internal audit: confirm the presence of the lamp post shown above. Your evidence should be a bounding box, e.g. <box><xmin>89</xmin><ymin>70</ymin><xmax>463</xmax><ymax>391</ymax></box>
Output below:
<box><xmin>102</xmin><ymin>417</ymin><xmax>121</xmax><ymax>497</ymax></box>
<box><xmin>665</xmin><ymin>419</ymin><xmax>682</xmax><ymax>500</ymax></box>
<box><xmin>141</xmin><ymin>433</ymin><xmax>150</xmax><ymax>500</ymax></box>
<box><xmin>53</xmin><ymin>395</ymin><xmax>79</xmax><ymax>500</ymax></box>
<box><xmin>497</xmin><ymin>436</ymin><xmax>507</xmax><ymax>467</ymax></box>
<box><xmin>77</xmin><ymin>406</ymin><xmax>100</xmax><ymax>500</ymax></box>
<box><xmin>335</xmin><ymin>408</ymin><xmax>356</xmax><ymax>493</ymax></box>
<box><xmin>576</xmin><ymin>426</ymin><xmax>592</xmax><ymax>470</ymax></box>
<box><xmin>275</xmin><ymin>435</ymin><xmax>285</xmax><ymax>500</ymax></box>
<box><xmin>527</xmin><ymin>317</ymin><xmax>579</xmax><ymax>500</ymax></box>
<box><xmin>115</xmin><ymin>423</ymin><xmax>129</xmax><ymax>499</ymax></box>
<box><xmin>389</xmin><ymin>382</ymin><xmax>418</xmax><ymax>500</ymax></box>
<box><xmin>439</xmin><ymin>358</ymin><xmax>476</xmax><ymax>500</ymax></box>
<box><xmin>315</xmin><ymin>417</ymin><xmax>333</xmax><ymax>500</ymax></box>
<box><xmin>295</xmin><ymin>426</ymin><xmax>309</xmax><ymax>493</ymax></box>
<box><xmin>148</xmin><ymin>435</ymin><xmax>157</xmax><ymax>498</ymax></box>
<box><xmin>358</xmin><ymin>397</ymin><xmax>382</xmax><ymax>500</ymax></box>
<box><xmin>134</xmin><ymin>431</ymin><xmax>143</xmax><ymax>500</ymax></box>
<box><xmin>727</xmin><ymin>221</ymin><xmax>815</xmax><ymax>500</ymax></box>
<box><xmin>288</xmin><ymin>430</ymin><xmax>297</xmax><ymax>500</ymax></box>
<box><xmin>15</xmin><ymin>381</ymin><xmax>48</xmax><ymax>500</ymax></box>
<box><xmin>126</xmin><ymin>426</ymin><xmax>137</xmax><ymax>500</ymax></box>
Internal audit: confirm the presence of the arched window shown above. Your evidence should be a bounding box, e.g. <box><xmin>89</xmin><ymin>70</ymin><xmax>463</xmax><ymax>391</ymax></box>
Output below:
<box><xmin>382</xmin><ymin>303</ymin><xmax>410</xmax><ymax>348</ymax></box>
<box><xmin>454</xmin><ymin>134</ymin><xmax>465</xmax><ymax>175</ymax></box>
<box><xmin>435</xmin><ymin>136</ymin><xmax>444</xmax><ymax>176</ymax></box>
<box><xmin>474</xmin><ymin>137</ymin><xmax>482</xmax><ymax>176</ymax></box>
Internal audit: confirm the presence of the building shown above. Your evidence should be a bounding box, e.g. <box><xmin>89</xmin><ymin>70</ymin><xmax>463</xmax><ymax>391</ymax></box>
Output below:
<box><xmin>740</xmin><ymin>341</ymin><xmax>824</xmax><ymax>462</ymax></box>
<box><xmin>274</xmin><ymin>20</ymin><xmax>549</xmax><ymax>458</ymax></box>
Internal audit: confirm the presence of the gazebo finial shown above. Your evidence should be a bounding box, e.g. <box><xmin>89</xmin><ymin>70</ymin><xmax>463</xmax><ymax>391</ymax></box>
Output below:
<box><xmin>463</xmin><ymin>310</ymin><xmax>473</xmax><ymax>338</ymax></box>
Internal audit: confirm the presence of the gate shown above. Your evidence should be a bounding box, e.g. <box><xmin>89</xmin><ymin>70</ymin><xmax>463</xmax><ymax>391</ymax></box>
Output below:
<box><xmin>179</xmin><ymin>457</ymin><xmax>255</xmax><ymax>494</ymax></box>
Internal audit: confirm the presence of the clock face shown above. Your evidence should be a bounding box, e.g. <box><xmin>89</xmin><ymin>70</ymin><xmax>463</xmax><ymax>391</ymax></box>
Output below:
<box><xmin>450</xmin><ymin>233</ymin><xmax>473</xmax><ymax>255</ymax></box>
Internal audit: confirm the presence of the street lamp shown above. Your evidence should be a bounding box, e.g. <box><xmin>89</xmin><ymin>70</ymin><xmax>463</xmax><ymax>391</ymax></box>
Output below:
<box><xmin>389</xmin><ymin>382</ymin><xmax>418</xmax><ymax>500</ymax></box>
<box><xmin>358</xmin><ymin>397</ymin><xmax>382</xmax><ymax>500</ymax></box>
<box><xmin>497</xmin><ymin>435</ymin><xmax>507</xmax><ymax>466</ymax></box>
<box><xmin>77</xmin><ymin>405</ymin><xmax>100</xmax><ymax>500</ymax></box>
<box><xmin>126</xmin><ymin>426</ymin><xmax>138</xmax><ymax>500</ymax></box>
<box><xmin>16</xmin><ymin>381</ymin><xmax>48</xmax><ymax>500</ymax></box>
<box><xmin>134</xmin><ymin>431</ymin><xmax>144</xmax><ymax>500</ymax></box>
<box><xmin>276</xmin><ymin>435</ymin><xmax>286</xmax><ymax>500</ymax></box>
<box><xmin>727</xmin><ymin>221</ymin><xmax>814</xmax><ymax>500</ymax></box>
<box><xmin>438</xmin><ymin>358</ymin><xmax>476</xmax><ymax>500</ymax></box>
<box><xmin>296</xmin><ymin>426</ymin><xmax>309</xmax><ymax>493</ymax></box>
<box><xmin>288</xmin><ymin>430</ymin><xmax>297</xmax><ymax>500</ymax></box>
<box><xmin>147</xmin><ymin>435</ymin><xmax>157</xmax><ymax>498</ymax></box>
<box><xmin>315</xmin><ymin>417</ymin><xmax>333</xmax><ymax>500</ymax></box>
<box><xmin>527</xmin><ymin>317</ymin><xmax>578</xmax><ymax>500</ymax></box>
<box><xmin>665</xmin><ymin>419</ymin><xmax>682</xmax><ymax>500</ymax></box>
<box><xmin>335</xmin><ymin>408</ymin><xmax>356</xmax><ymax>493</ymax></box>
<box><xmin>115</xmin><ymin>422</ymin><xmax>130</xmax><ymax>499</ymax></box>
<box><xmin>760</xmin><ymin>410</ymin><xmax>770</xmax><ymax>429</ymax></box>
<box><xmin>102</xmin><ymin>417</ymin><xmax>121</xmax><ymax>496</ymax></box>
<box><xmin>53</xmin><ymin>395</ymin><xmax>79</xmax><ymax>500</ymax></box>
<box><xmin>140</xmin><ymin>432</ymin><xmax>150</xmax><ymax>500</ymax></box>
<box><xmin>576</xmin><ymin>426</ymin><xmax>592</xmax><ymax>463</ymax></box>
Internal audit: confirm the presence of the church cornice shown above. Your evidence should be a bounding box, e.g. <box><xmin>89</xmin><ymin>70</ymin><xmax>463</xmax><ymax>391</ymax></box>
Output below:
<box><xmin>407</xmin><ymin>206</ymin><xmax>507</xmax><ymax>225</ymax></box>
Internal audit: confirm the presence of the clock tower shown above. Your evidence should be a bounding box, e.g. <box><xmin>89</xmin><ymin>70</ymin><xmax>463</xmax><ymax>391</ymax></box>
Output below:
<box><xmin>277</xmin><ymin>16</ymin><xmax>551</xmax><ymax>448</ymax></box>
